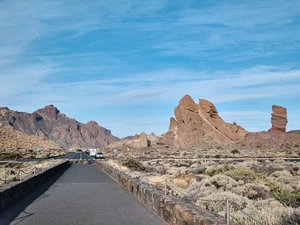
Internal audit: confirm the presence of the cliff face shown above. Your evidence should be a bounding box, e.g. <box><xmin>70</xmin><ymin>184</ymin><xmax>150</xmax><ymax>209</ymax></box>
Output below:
<box><xmin>0</xmin><ymin>105</ymin><xmax>119</xmax><ymax>149</ymax></box>
<box><xmin>164</xmin><ymin>95</ymin><xmax>248</xmax><ymax>146</ymax></box>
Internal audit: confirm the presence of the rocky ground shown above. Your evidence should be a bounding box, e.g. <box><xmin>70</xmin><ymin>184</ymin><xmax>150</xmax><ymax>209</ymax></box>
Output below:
<box><xmin>0</xmin><ymin>160</ymin><xmax>66</xmax><ymax>187</ymax></box>
<box><xmin>0</xmin><ymin>126</ymin><xmax>67</xmax><ymax>159</ymax></box>
<box><xmin>102</xmin><ymin>141</ymin><xmax>300</xmax><ymax>225</ymax></box>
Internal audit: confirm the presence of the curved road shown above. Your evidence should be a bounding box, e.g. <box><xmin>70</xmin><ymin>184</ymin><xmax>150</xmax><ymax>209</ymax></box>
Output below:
<box><xmin>0</xmin><ymin>163</ymin><xmax>168</xmax><ymax>225</ymax></box>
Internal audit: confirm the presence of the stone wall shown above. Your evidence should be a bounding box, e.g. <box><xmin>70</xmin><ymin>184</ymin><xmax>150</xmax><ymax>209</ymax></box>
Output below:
<box><xmin>0</xmin><ymin>161</ymin><xmax>69</xmax><ymax>212</ymax></box>
<box><xmin>96</xmin><ymin>161</ymin><xmax>230</xmax><ymax>225</ymax></box>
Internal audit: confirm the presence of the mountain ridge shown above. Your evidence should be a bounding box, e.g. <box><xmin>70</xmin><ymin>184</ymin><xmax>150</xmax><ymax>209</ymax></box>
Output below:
<box><xmin>0</xmin><ymin>105</ymin><xmax>119</xmax><ymax>149</ymax></box>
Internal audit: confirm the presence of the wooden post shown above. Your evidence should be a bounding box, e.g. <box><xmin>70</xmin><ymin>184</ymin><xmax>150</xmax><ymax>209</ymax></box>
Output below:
<box><xmin>164</xmin><ymin>179</ymin><xmax>167</xmax><ymax>196</ymax></box>
<box><xmin>226</xmin><ymin>198</ymin><xmax>230</xmax><ymax>225</ymax></box>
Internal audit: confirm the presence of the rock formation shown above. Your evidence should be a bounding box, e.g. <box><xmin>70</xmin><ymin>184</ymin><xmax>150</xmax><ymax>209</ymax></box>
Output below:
<box><xmin>0</xmin><ymin>105</ymin><xmax>119</xmax><ymax>149</ymax></box>
<box><xmin>108</xmin><ymin>132</ymin><xmax>158</xmax><ymax>149</ymax></box>
<box><xmin>268</xmin><ymin>105</ymin><xmax>287</xmax><ymax>133</ymax></box>
<box><xmin>164</xmin><ymin>95</ymin><xmax>248</xmax><ymax>146</ymax></box>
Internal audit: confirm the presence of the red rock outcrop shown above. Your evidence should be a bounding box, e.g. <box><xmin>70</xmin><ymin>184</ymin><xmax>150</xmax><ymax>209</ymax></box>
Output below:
<box><xmin>164</xmin><ymin>95</ymin><xmax>248</xmax><ymax>146</ymax></box>
<box><xmin>268</xmin><ymin>105</ymin><xmax>287</xmax><ymax>133</ymax></box>
<box><xmin>108</xmin><ymin>132</ymin><xmax>158</xmax><ymax>149</ymax></box>
<box><xmin>0</xmin><ymin>105</ymin><xmax>119</xmax><ymax>149</ymax></box>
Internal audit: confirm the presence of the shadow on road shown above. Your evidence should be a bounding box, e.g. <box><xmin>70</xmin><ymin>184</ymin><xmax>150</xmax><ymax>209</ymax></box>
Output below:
<box><xmin>0</xmin><ymin>164</ymin><xmax>72</xmax><ymax>225</ymax></box>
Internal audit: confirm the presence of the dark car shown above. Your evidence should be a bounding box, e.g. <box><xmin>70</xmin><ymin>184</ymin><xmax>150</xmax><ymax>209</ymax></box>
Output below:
<box><xmin>95</xmin><ymin>152</ymin><xmax>104</xmax><ymax>159</ymax></box>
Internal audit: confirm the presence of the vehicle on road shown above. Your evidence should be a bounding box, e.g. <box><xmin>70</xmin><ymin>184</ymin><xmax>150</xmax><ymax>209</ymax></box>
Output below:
<box><xmin>89</xmin><ymin>149</ymin><xmax>97</xmax><ymax>157</ymax></box>
<box><xmin>95</xmin><ymin>152</ymin><xmax>104</xmax><ymax>159</ymax></box>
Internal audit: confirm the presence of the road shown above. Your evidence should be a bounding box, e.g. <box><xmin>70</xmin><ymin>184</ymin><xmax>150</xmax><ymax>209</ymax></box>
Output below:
<box><xmin>0</xmin><ymin>163</ymin><xmax>168</xmax><ymax>225</ymax></box>
<box><xmin>55</xmin><ymin>151</ymin><xmax>94</xmax><ymax>161</ymax></box>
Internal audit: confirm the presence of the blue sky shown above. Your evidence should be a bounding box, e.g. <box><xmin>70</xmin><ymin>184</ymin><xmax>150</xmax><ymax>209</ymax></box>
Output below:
<box><xmin>0</xmin><ymin>0</ymin><xmax>300</xmax><ymax>138</ymax></box>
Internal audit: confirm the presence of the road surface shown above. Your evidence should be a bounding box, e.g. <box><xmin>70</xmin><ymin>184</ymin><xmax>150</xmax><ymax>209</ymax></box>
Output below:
<box><xmin>0</xmin><ymin>163</ymin><xmax>168</xmax><ymax>225</ymax></box>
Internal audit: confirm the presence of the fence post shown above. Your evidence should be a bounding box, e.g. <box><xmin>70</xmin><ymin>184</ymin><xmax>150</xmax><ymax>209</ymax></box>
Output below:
<box><xmin>4</xmin><ymin>167</ymin><xmax>6</xmax><ymax>184</ymax></box>
<box><xmin>164</xmin><ymin>179</ymin><xmax>167</xmax><ymax>196</ymax></box>
<box><xmin>226</xmin><ymin>198</ymin><xmax>230</xmax><ymax>225</ymax></box>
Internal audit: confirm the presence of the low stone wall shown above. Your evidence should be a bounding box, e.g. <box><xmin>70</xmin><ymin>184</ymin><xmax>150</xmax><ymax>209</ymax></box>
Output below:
<box><xmin>96</xmin><ymin>161</ymin><xmax>228</xmax><ymax>225</ymax></box>
<box><xmin>0</xmin><ymin>160</ymin><xmax>69</xmax><ymax>212</ymax></box>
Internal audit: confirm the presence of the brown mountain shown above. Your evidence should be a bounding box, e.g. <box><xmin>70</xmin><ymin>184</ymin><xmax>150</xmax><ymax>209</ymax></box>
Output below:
<box><xmin>0</xmin><ymin>105</ymin><xmax>119</xmax><ymax>149</ymax></box>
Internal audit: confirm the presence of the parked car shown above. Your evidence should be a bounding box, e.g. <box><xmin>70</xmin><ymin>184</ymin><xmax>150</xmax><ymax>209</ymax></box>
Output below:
<box><xmin>95</xmin><ymin>152</ymin><xmax>104</xmax><ymax>159</ymax></box>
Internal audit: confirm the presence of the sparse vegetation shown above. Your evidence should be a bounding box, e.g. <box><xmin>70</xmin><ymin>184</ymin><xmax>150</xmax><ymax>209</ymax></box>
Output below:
<box><xmin>231</xmin><ymin>149</ymin><xmax>240</xmax><ymax>154</ymax></box>
<box><xmin>120</xmin><ymin>158</ymin><xmax>145</xmax><ymax>171</ymax></box>
<box><xmin>0</xmin><ymin>152</ymin><xmax>23</xmax><ymax>160</ymax></box>
<box><xmin>277</xmin><ymin>210</ymin><xmax>300</xmax><ymax>225</ymax></box>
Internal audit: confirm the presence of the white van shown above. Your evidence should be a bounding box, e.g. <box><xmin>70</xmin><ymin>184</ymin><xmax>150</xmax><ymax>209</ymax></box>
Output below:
<box><xmin>89</xmin><ymin>149</ymin><xmax>97</xmax><ymax>157</ymax></box>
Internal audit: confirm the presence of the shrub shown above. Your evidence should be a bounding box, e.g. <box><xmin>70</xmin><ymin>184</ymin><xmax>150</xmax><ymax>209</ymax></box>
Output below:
<box><xmin>224</xmin><ymin>167</ymin><xmax>257</xmax><ymax>182</ymax></box>
<box><xmin>4</xmin><ymin>162</ymin><xmax>22</xmax><ymax>169</ymax></box>
<box><xmin>0</xmin><ymin>152</ymin><xmax>23</xmax><ymax>160</ymax></box>
<box><xmin>214</xmin><ymin>154</ymin><xmax>222</xmax><ymax>158</ymax></box>
<box><xmin>205</xmin><ymin>164</ymin><xmax>235</xmax><ymax>177</ymax></box>
<box><xmin>274</xmin><ymin>190</ymin><xmax>300</xmax><ymax>207</ymax></box>
<box><xmin>121</xmin><ymin>158</ymin><xmax>145</xmax><ymax>171</ymax></box>
<box><xmin>277</xmin><ymin>210</ymin><xmax>300</xmax><ymax>225</ymax></box>
<box><xmin>231</xmin><ymin>149</ymin><xmax>240</xmax><ymax>154</ymax></box>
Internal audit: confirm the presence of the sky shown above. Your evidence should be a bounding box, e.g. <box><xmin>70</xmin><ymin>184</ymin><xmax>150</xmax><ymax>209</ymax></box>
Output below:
<box><xmin>0</xmin><ymin>0</ymin><xmax>300</xmax><ymax>138</ymax></box>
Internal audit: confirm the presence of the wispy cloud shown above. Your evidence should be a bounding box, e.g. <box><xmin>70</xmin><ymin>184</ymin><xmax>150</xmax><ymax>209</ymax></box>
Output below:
<box><xmin>0</xmin><ymin>0</ymin><xmax>299</xmax><ymax>136</ymax></box>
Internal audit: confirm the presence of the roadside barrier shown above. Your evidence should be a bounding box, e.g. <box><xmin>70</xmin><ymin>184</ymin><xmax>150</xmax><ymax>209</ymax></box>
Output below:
<box><xmin>97</xmin><ymin>161</ymin><xmax>229</xmax><ymax>225</ymax></box>
<box><xmin>120</xmin><ymin>166</ymin><xmax>263</xmax><ymax>225</ymax></box>
<box><xmin>0</xmin><ymin>160</ymin><xmax>66</xmax><ymax>185</ymax></box>
<box><xmin>0</xmin><ymin>160</ymin><xmax>69</xmax><ymax>211</ymax></box>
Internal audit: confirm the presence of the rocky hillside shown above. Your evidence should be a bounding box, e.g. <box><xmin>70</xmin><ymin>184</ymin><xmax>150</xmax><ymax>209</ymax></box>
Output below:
<box><xmin>0</xmin><ymin>105</ymin><xmax>119</xmax><ymax>149</ymax></box>
<box><xmin>0</xmin><ymin>125</ymin><xmax>65</xmax><ymax>158</ymax></box>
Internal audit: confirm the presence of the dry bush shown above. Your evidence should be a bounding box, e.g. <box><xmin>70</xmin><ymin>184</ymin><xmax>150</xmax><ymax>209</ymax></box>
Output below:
<box><xmin>277</xmin><ymin>209</ymin><xmax>300</xmax><ymax>225</ymax></box>
<box><xmin>0</xmin><ymin>152</ymin><xmax>23</xmax><ymax>160</ymax></box>
<box><xmin>224</xmin><ymin>167</ymin><xmax>257</xmax><ymax>183</ymax></box>
<box><xmin>238</xmin><ymin>183</ymin><xmax>272</xmax><ymax>200</ymax></box>
<box><xmin>186</xmin><ymin>167</ymin><xmax>206</xmax><ymax>174</ymax></box>
<box><xmin>120</xmin><ymin>158</ymin><xmax>145</xmax><ymax>172</ymax></box>
<box><xmin>205</xmin><ymin>164</ymin><xmax>235</xmax><ymax>177</ymax></box>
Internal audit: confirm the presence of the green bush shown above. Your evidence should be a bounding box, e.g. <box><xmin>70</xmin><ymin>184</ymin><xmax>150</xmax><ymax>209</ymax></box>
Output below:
<box><xmin>206</xmin><ymin>164</ymin><xmax>235</xmax><ymax>177</ymax></box>
<box><xmin>225</xmin><ymin>167</ymin><xmax>257</xmax><ymax>182</ymax></box>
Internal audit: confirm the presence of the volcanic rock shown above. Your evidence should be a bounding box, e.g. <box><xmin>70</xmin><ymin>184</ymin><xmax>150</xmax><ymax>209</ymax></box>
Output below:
<box><xmin>268</xmin><ymin>105</ymin><xmax>288</xmax><ymax>133</ymax></box>
<box><xmin>0</xmin><ymin>105</ymin><xmax>119</xmax><ymax>149</ymax></box>
<box><xmin>109</xmin><ymin>132</ymin><xmax>157</xmax><ymax>149</ymax></box>
<box><xmin>164</xmin><ymin>95</ymin><xmax>247</xmax><ymax>146</ymax></box>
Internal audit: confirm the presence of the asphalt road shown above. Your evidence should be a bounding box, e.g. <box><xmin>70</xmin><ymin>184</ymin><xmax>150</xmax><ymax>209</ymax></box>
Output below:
<box><xmin>0</xmin><ymin>163</ymin><xmax>168</xmax><ymax>225</ymax></box>
<box><xmin>55</xmin><ymin>152</ymin><xmax>93</xmax><ymax>161</ymax></box>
